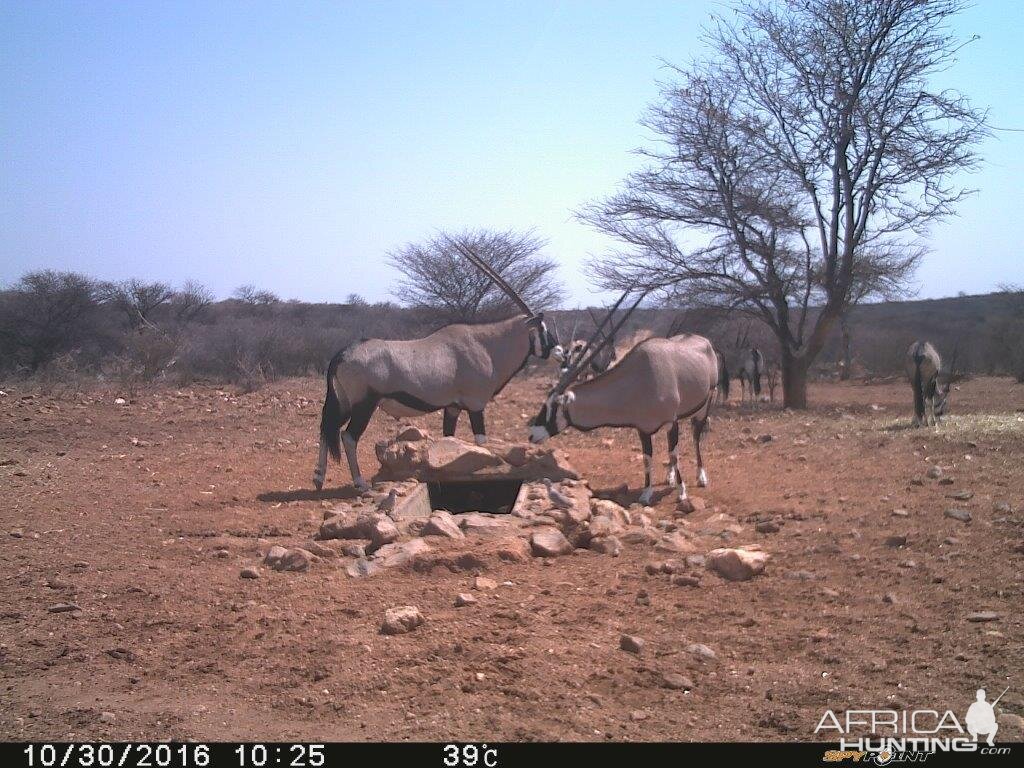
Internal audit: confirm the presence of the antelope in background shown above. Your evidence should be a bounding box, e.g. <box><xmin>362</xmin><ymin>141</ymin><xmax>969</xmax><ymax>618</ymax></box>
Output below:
<box><xmin>905</xmin><ymin>340</ymin><xmax>951</xmax><ymax>426</ymax></box>
<box><xmin>313</xmin><ymin>241</ymin><xmax>561</xmax><ymax>491</ymax></box>
<box><xmin>737</xmin><ymin>348</ymin><xmax>766</xmax><ymax>404</ymax></box>
<box><xmin>557</xmin><ymin>308</ymin><xmax>620</xmax><ymax>380</ymax></box>
<box><xmin>530</xmin><ymin>294</ymin><xmax>719</xmax><ymax>505</ymax></box>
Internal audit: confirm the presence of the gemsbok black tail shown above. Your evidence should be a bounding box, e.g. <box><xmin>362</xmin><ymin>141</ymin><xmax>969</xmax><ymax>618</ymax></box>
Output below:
<box><xmin>717</xmin><ymin>351</ymin><xmax>730</xmax><ymax>401</ymax></box>
<box><xmin>320</xmin><ymin>348</ymin><xmax>353</xmax><ymax>462</ymax></box>
<box><xmin>912</xmin><ymin>344</ymin><xmax>926</xmax><ymax>423</ymax></box>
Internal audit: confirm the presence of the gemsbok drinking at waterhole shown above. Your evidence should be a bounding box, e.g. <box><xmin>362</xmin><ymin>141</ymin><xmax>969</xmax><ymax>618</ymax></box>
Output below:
<box><xmin>313</xmin><ymin>240</ymin><xmax>561</xmax><ymax>491</ymax></box>
<box><xmin>528</xmin><ymin>295</ymin><xmax>720</xmax><ymax>505</ymax></box>
<box><xmin>905</xmin><ymin>340</ymin><xmax>951</xmax><ymax>427</ymax></box>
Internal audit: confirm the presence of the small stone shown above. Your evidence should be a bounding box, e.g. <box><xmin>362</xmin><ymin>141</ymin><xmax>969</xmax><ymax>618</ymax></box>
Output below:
<box><xmin>99</xmin><ymin>712</ymin><xmax>116</xmax><ymax>723</ymax></box>
<box><xmin>421</xmin><ymin>511</ymin><xmax>465</xmax><ymax>540</ymax></box>
<box><xmin>938</xmin><ymin>477</ymin><xmax>955</xmax><ymax>486</ymax></box>
<box><xmin>341</xmin><ymin>542</ymin><xmax>366</xmax><ymax>559</ymax></box>
<box><xmin>619</xmin><ymin>634</ymin><xmax>645</xmax><ymax>654</ymax></box>
<box><xmin>675</xmin><ymin>498</ymin><xmax>695</xmax><ymax>514</ymax></box>
<box><xmin>263</xmin><ymin>546</ymin><xmax>312</xmax><ymax>572</ymax></box>
<box><xmin>589</xmin><ymin>536</ymin><xmax>622</xmax><ymax>556</ymax></box>
<box><xmin>926</xmin><ymin>465</ymin><xmax>943</xmax><ymax>479</ymax></box>
<box><xmin>755</xmin><ymin>520</ymin><xmax>780</xmax><ymax>534</ymax></box>
<box><xmin>661</xmin><ymin>672</ymin><xmax>694</xmax><ymax>691</ymax></box>
<box><xmin>630</xmin><ymin>710</ymin><xmax>649</xmax><ymax>721</ymax></box>
<box><xmin>345</xmin><ymin>558</ymin><xmax>380</xmax><ymax>578</ymax></box>
<box><xmin>882</xmin><ymin>593</ymin><xmax>897</xmax><ymax>604</ymax></box>
<box><xmin>645</xmin><ymin>562</ymin><xmax>665</xmax><ymax>576</ymax></box>
<box><xmin>892</xmin><ymin>508</ymin><xmax>909</xmax><ymax>518</ymax></box>
<box><xmin>396</xmin><ymin>425</ymin><xmax>430</xmax><ymax>441</ymax></box>
<box><xmin>381</xmin><ymin>605</ymin><xmax>424</xmax><ymax>635</ymax></box>
<box><xmin>365</xmin><ymin>517</ymin><xmax>400</xmax><ymax>553</ymax></box>
<box><xmin>530</xmin><ymin>529</ymin><xmax>573</xmax><ymax>558</ymax></box>
<box><xmin>239</xmin><ymin>567</ymin><xmax>259</xmax><ymax>580</ymax></box>
<box><xmin>454</xmin><ymin>593</ymin><xmax>477</xmax><ymax>607</ymax></box>
<box><xmin>884</xmin><ymin>535</ymin><xmax>907</xmax><ymax>548</ymax></box>
<box><xmin>706</xmin><ymin>547</ymin><xmax>768</xmax><ymax>581</ymax></box>
<box><xmin>686</xmin><ymin>642</ymin><xmax>716</xmax><ymax>661</ymax></box>
<box><xmin>671</xmin><ymin>574</ymin><xmax>700</xmax><ymax>588</ymax></box>
<box><xmin>473</xmin><ymin>576</ymin><xmax>498</xmax><ymax>590</ymax></box>
<box><xmin>993</xmin><ymin>501</ymin><xmax>1012</xmax><ymax>514</ymax></box>
<box><xmin>757</xmin><ymin>434</ymin><xmax>773</xmax><ymax>443</ymax></box>
<box><xmin>304</xmin><ymin>541</ymin><xmax>337</xmax><ymax>559</ymax></box>
<box><xmin>948</xmin><ymin>490</ymin><xmax>973</xmax><ymax>501</ymax></box>
<box><xmin>966</xmin><ymin>611</ymin><xmax>1000</xmax><ymax>623</ymax></box>
<box><xmin>47</xmin><ymin>603</ymin><xmax>81</xmax><ymax>613</ymax></box>
<box><xmin>944</xmin><ymin>508</ymin><xmax>971</xmax><ymax>523</ymax></box>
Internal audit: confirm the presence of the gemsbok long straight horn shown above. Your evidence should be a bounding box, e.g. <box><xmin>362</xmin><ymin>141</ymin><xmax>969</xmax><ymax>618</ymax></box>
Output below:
<box><xmin>558</xmin><ymin>307</ymin><xmax>619</xmax><ymax>380</ymax></box>
<box><xmin>313</xmin><ymin>238</ymin><xmax>561</xmax><ymax>491</ymax></box>
<box><xmin>530</xmin><ymin>290</ymin><xmax>720</xmax><ymax>505</ymax></box>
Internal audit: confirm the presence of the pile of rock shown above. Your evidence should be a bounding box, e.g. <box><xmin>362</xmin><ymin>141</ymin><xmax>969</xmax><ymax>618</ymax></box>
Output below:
<box><xmin>239</xmin><ymin>431</ymin><xmax>771</xmax><ymax>583</ymax></box>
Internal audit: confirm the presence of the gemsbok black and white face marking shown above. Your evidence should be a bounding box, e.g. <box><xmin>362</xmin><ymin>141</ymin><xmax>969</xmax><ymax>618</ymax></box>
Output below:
<box><xmin>529</xmin><ymin>316</ymin><xmax>560</xmax><ymax>360</ymax></box>
<box><xmin>529</xmin><ymin>391</ymin><xmax>574</xmax><ymax>443</ymax></box>
<box><xmin>558</xmin><ymin>340</ymin><xmax>588</xmax><ymax>376</ymax></box>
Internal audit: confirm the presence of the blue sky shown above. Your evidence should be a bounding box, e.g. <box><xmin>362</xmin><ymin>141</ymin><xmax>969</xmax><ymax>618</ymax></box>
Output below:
<box><xmin>1</xmin><ymin>0</ymin><xmax>1022</xmax><ymax>306</ymax></box>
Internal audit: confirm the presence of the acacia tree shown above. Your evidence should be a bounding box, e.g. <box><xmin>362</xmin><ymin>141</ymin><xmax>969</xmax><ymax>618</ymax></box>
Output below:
<box><xmin>0</xmin><ymin>270</ymin><xmax>100</xmax><ymax>371</ymax></box>
<box><xmin>102</xmin><ymin>279</ymin><xmax>175</xmax><ymax>330</ymax></box>
<box><xmin>585</xmin><ymin>0</ymin><xmax>985</xmax><ymax>407</ymax></box>
<box><xmin>389</xmin><ymin>229</ymin><xmax>564</xmax><ymax>323</ymax></box>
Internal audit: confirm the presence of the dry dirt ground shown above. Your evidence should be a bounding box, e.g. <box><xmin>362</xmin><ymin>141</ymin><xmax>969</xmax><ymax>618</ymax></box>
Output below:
<box><xmin>1</xmin><ymin>373</ymin><xmax>1022</xmax><ymax>742</ymax></box>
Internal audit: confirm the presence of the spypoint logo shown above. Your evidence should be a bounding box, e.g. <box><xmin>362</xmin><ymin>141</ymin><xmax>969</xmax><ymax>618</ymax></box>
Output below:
<box><xmin>816</xmin><ymin>686</ymin><xmax>1013</xmax><ymax>759</ymax></box>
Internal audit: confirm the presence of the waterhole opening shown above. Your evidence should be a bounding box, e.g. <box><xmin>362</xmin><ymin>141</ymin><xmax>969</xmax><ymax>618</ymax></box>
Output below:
<box><xmin>427</xmin><ymin>479</ymin><xmax>524</xmax><ymax>515</ymax></box>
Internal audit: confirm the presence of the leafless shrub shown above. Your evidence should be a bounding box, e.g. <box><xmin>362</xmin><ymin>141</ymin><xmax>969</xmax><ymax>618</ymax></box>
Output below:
<box><xmin>0</xmin><ymin>270</ymin><xmax>102</xmax><ymax>373</ymax></box>
<box><xmin>389</xmin><ymin>229</ymin><xmax>564</xmax><ymax>323</ymax></box>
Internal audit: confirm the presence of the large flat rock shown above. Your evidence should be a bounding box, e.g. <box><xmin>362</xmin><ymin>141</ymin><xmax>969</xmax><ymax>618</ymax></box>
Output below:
<box><xmin>375</xmin><ymin>435</ymin><xmax>578</xmax><ymax>482</ymax></box>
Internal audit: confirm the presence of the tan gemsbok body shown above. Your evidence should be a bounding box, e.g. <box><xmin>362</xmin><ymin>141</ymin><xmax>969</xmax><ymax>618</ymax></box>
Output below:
<box><xmin>529</xmin><ymin>295</ymin><xmax>719</xmax><ymax>504</ymax></box>
<box><xmin>313</xmin><ymin>243</ymin><xmax>560</xmax><ymax>491</ymax></box>
<box><xmin>904</xmin><ymin>341</ymin><xmax>950</xmax><ymax>427</ymax></box>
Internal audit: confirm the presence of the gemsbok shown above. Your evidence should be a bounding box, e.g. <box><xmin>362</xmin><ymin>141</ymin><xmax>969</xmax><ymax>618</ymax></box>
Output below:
<box><xmin>313</xmin><ymin>241</ymin><xmax>560</xmax><ymax>491</ymax></box>
<box><xmin>737</xmin><ymin>348</ymin><xmax>765</xmax><ymax>404</ymax></box>
<box><xmin>528</xmin><ymin>294</ymin><xmax>719</xmax><ymax>505</ymax></box>
<box><xmin>905</xmin><ymin>341</ymin><xmax>950</xmax><ymax>427</ymax></box>
<box><xmin>558</xmin><ymin>308</ymin><xmax>618</xmax><ymax>380</ymax></box>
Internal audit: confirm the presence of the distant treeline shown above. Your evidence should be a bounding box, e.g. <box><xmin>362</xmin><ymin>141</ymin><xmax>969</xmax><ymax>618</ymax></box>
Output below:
<box><xmin>1</xmin><ymin>270</ymin><xmax>1021</xmax><ymax>390</ymax></box>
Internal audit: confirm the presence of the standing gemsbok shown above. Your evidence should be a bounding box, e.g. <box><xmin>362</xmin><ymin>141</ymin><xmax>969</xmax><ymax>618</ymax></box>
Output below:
<box><xmin>737</xmin><ymin>348</ymin><xmax>765</xmax><ymax>404</ymax></box>
<box><xmin>313</xmin><ymin>241</ymin><xmax>560</xmax><ymax>491</ymax></box>
<box><xmin>528</xmin><ymin>293</ymin><xmax>719</xmax><ymax>505</ymax></box>
<box><xmin>905</xmin><ymin>341</ymin><xmax>951</xmax><ymax>427</ymax></box>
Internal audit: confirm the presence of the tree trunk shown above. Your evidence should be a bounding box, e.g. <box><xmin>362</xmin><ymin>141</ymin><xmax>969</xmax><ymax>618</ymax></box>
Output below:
<box><xmin>781</xmin><ymin>350</ymin><xmax>810</xmax><ymax>409</ymax></box>
<box><xmin>839</xmin><ymin>314</ymin><xmax>852</xmax><ymax>381</ymax></box>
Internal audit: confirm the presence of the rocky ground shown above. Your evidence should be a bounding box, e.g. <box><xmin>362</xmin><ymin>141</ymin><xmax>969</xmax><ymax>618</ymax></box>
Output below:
<box><xmin>1</xmin><ymin>374</ymin><xmax>1022</xmax><ymax>741</ymax></box>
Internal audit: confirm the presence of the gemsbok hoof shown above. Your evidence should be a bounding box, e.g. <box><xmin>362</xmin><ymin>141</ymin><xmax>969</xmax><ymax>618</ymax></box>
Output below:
<box><xmin>638</xmin><ymin>487</ymin><xmax>654</xmax><ymax>505</ymax></box>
